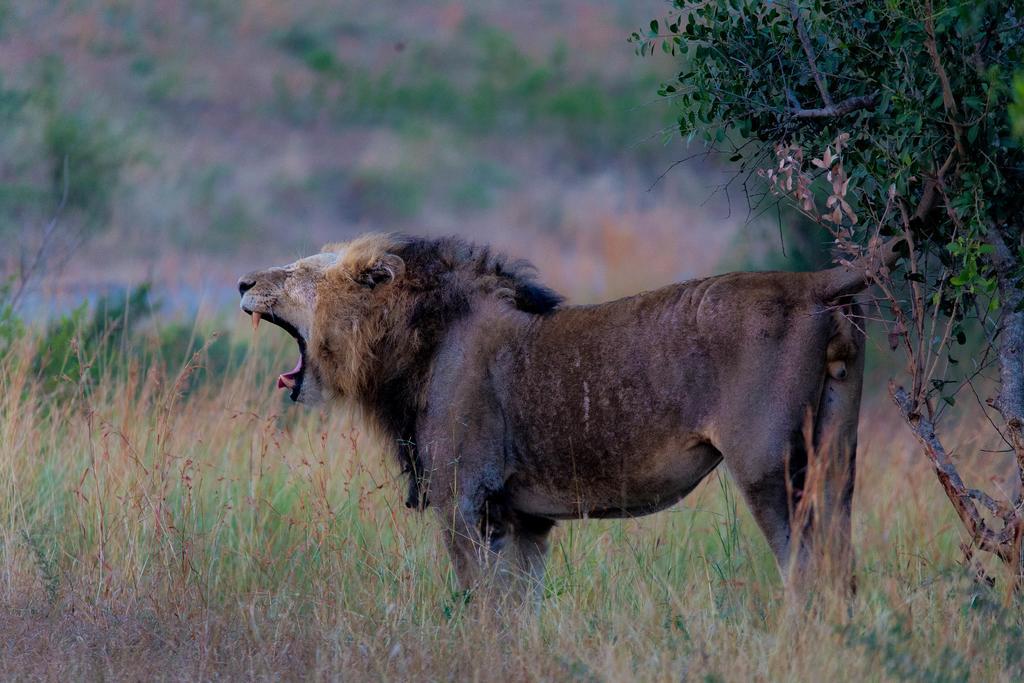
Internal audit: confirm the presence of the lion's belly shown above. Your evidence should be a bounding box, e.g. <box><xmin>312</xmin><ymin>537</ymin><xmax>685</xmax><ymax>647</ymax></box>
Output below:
<box><xmin>507</xmin><ymin>439</ymin><xmax>723</xmax><ymax>520</ymax></box>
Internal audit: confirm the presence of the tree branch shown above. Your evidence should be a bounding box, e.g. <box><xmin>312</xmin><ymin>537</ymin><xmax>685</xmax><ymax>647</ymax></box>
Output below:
<box><xmin>789</xmin><ymin>0</ymin><xmax>833</xmax><ymax>109</ymax></box>
<box><xmin>788</xmin><ymin>93</ymin><xmax>878</xmax><ymax>119</ymax></box>
<box><xmin>924</xmin><ymin>1</ymin><xmax>966</xmax><ymax>157</ymax></box>
<box><xmin>985</xmin><ymin>226</ymin><xmax>1024</xmax><ymax>485</ymax></box>
<box><xmin>910</xmin><ymin>147</ymin><xmax>958</xmax><ymax>224</ymax></box>
<box><xmin>891</xmin><ymin>383</ymin><xmax>1019</xmax><ymax>564</ymax></box>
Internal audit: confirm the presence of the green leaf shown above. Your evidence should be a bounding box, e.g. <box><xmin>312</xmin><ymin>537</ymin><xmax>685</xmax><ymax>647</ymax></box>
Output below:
<box><xmin>633</xmin><ymin>0</ymin><xmax>1024</xmax><ymax>324</ymax></box>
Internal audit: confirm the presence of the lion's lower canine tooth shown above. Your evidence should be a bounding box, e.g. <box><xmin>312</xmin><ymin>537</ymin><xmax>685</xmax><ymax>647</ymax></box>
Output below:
<box><xmin>252</xmin><ymin>311</ymin><xmax>261</xmax><ymax>330</ymax></box>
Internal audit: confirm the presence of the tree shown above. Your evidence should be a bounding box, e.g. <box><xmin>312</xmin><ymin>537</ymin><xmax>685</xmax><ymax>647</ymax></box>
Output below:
<box><xmin>632</xmin><ymin>0</ymin><xmax>1024</xmax><ymax>579</ymax></box>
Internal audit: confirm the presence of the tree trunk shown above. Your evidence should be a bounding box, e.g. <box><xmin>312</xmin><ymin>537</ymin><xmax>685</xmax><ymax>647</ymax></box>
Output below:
<box><xmin>986</xmin><ymin>226</ymin><xmax>1024</xmax><ymax>482</ymax></box>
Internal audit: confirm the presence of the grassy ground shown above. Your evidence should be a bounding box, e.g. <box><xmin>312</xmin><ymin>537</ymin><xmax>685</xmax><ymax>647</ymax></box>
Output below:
<box><xmin>2</xmin><ymin>309</ymin><xmax>1023</xmax><ymax>681</ymax></box>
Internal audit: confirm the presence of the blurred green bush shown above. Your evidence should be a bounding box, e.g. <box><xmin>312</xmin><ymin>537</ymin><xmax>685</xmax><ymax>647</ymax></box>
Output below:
<box><xmin>0</xmin><ymin>282</ymin><xmax>257</xmax><ymax>402</ymax></box>
<box><xmin>0</xmin><ymin>57</ymin><xmax>130</xmax><ymax>238</ymax></box>
<box><xmin>273</xmin><ymin>19</ymin><xmax>667</xmax><ymax>162</ymax></box>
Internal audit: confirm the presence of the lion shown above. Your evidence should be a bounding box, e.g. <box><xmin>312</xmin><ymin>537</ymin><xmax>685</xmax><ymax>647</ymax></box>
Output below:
<box><xmin>238</xmin><ymin>233</ymin><xmax>893</xmax><ymax>598</ymax></box>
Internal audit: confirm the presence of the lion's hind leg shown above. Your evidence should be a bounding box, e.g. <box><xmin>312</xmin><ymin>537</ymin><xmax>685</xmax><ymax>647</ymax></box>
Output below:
<box><xmin>805</xmin><ymin>302</ymin><xmax>865</xmax><ymax>593</ymax></box>
<box><xmin>720</xmin><ymin>302</ymin><xmax>864</xmax><ymax>596</ymax></box>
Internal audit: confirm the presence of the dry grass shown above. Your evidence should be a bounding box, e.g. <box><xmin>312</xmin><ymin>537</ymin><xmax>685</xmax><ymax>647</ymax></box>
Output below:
<box><xmin>2</xmin><ymin>318</ymin><xmax>1023</xmax><ymax>682</ymax></box>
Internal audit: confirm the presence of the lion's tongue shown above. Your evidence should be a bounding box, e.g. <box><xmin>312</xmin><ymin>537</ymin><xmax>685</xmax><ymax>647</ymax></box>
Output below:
<box><xmin>277</xmin><ymin>356</ymin><xmax>302</xmax><ymax>390</ymax></box>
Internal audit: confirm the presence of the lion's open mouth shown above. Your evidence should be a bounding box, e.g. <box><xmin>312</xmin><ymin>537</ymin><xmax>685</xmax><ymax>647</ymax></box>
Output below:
<box><xmin>246</xmin><ymin>309</ymin><xmax>306</xmax><ymax>401</ymax></box>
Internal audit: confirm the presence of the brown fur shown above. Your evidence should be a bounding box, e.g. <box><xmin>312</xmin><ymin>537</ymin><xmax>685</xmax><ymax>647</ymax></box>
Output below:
<box><xmin>238</xmin><ymin>233</ymin><xmax>867</xmax><ymax>599</ymax></box>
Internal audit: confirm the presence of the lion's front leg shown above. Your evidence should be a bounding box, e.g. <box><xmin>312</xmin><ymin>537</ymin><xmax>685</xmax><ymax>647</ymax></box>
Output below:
<box><xmin>437</xmin><ymin>495</ymin><xmax>497</xmax><ymax>592</ymax></box>
<box><xmin>511</xmin><ymin>512</ymin><xmax>555</xmax><ymax>604</ymax></box>
<box><xmin>436</xmin><ymin>491</ymin><xmax>551</xmax><ymax>608</ymax></box>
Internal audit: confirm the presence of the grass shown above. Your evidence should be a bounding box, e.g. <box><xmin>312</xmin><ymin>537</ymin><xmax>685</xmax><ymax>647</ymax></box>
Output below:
<box><xmin>2</xmin><ymin>309</ymin><xmax>1024</xmax><ymax>680</ymax></box>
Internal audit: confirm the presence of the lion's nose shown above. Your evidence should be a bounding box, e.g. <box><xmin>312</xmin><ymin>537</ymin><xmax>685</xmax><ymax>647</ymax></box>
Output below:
<box><xmin>238</xmin><ymin>274</ymin><xmax>257</xmax><ymax>296</ymax></box>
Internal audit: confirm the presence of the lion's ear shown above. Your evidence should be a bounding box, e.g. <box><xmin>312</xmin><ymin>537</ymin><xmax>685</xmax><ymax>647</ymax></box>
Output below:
<box><xmin>356</xmin><ymin>253</ymin><xmax>405</xmax><ymax>289</ymax></box>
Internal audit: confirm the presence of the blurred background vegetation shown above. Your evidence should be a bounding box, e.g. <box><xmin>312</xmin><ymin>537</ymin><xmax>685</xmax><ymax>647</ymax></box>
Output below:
<box><xmin>0</xmin><ymin>0</ymin><xmax>819</xmax><ymax>327</ymax></box>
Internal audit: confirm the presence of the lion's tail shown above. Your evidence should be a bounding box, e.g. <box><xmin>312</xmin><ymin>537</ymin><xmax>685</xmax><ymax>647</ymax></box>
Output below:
<box><xmin>813</xmin><ymin>236</ymin><xmax>903</xmax><ymax>302</ymax></box>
